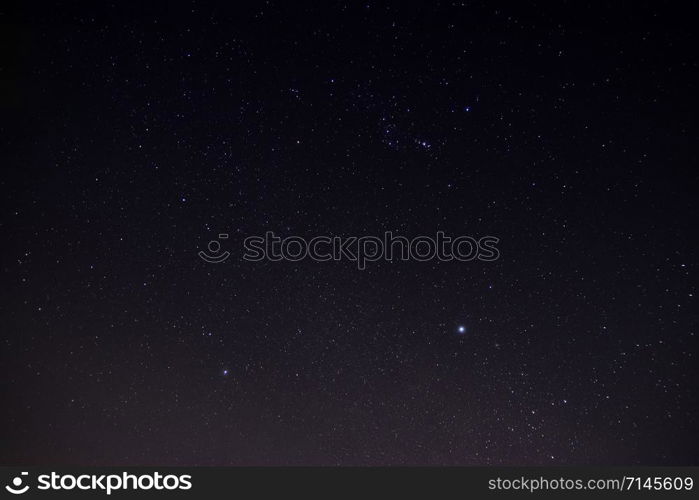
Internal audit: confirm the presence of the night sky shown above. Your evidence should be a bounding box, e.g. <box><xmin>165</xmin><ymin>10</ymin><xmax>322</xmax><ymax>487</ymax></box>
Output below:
<box><xmin>1</xmin><ymin>1</ymin><xmax>697</xmax><ymax>465</ymax></box>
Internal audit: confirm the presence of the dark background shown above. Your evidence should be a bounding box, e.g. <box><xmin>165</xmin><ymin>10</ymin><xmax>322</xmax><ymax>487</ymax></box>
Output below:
<box><xmin>1</xmin><ymin>1</ymin><xmax>697</xmax><ymax>465</ymax></box>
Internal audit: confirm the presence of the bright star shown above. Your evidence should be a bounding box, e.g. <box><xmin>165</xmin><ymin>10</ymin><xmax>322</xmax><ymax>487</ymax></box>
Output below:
<box><xmin>457</xmin><ymin>326</ymin><xmax>465</xmax><ymax>334</ymax></box>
